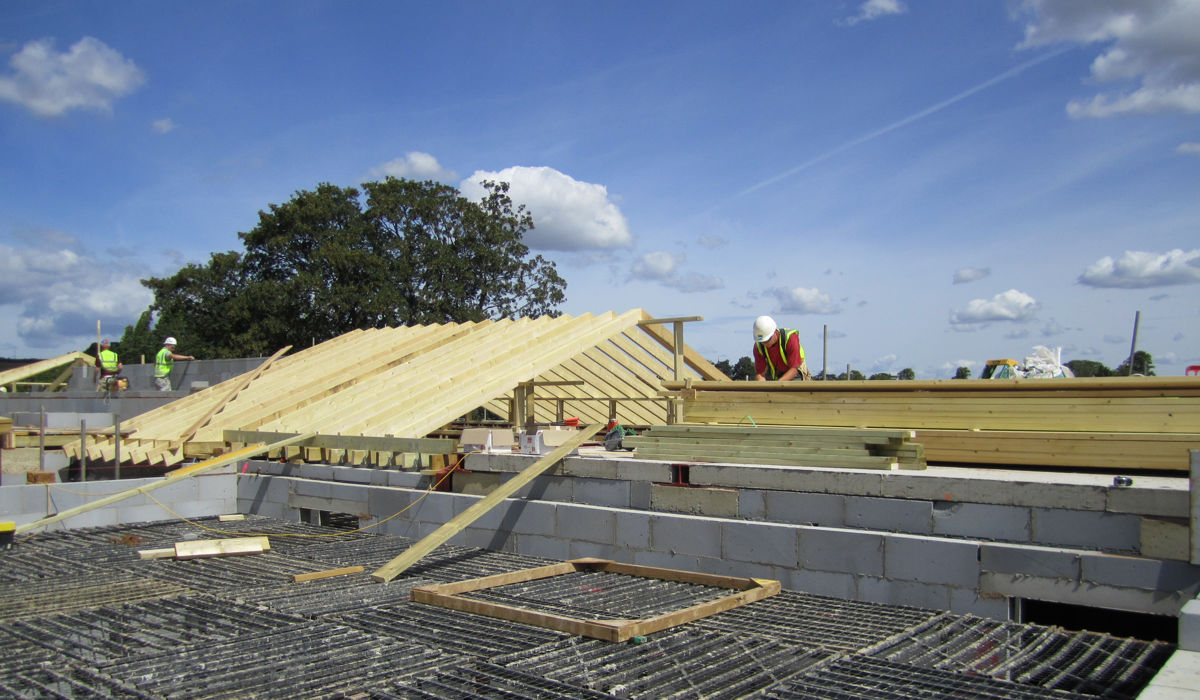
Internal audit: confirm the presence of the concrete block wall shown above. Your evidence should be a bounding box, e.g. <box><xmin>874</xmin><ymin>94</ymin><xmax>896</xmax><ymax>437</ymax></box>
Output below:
<box><xmin>0</xmin><ymin>471</ymin><xmax>237</xmax><ymax>530</ymax></box>
<box><xmin>235</xmin><ymin>460</ymin><xmax>1200</xmax><ymax>622</ymax></box>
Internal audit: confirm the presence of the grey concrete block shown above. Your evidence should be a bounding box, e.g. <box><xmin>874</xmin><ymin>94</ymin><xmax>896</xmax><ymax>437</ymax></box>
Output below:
<box><xmin>857</xmin><ymin>576</ymin><xmax>949</xmax><ymax>612</ymax></box>
<box><xmin>572</xmin><ymin>478</ymin><xmax>630</xmax><ymax>508</ymax></box>
<box><xmin>799</xmin><ymin>527</ymin><xmax>884</xmax><ymax>577</ymax></box>
<box><xmin>765</xmin><ymin>491</ymin><xmax>845</xmax><ymax>527</ymax></box>
<box><xmin>569</xmin><ymin>542</ymin><xmax>620</xmax><ymax>560</ymax></box>
<box><xmin>1180</xmin><ymin>599</ymin><xmax>1200</xmax><ymax>651</ymax></box>
<box><xmin>557</xmin><ymin>505</ymin><xmax>615</xmax><ymax>544</ymax></box>
<box><xmin>329</xmin><ymin>482</ymin><xmax>369</xmax><ymax>505</ymax></box>
<box><xmin>516</xmin><ymin>475</ymin><xmax>573</xmax><ymax>502</ymax></box>
<box><xmin>616</xmin><ymin>510</ymin><xmax>651</xmax><ymax>550</ymax></box>
<box><xmin>738</xmin><ymin>489</ymin><xmax>766</xmax><ymax>520</ymax></box>
<box><xmin>368</xmin><ymin>488</ymin><xmax>420</xmax><ymax>522</ymax></box>
<box><xmin>1106</xmin><ymin>483</ymin><xmax>1190</xmax><ymax>517</ymax></box>
<box><xmin>786</xmin><ymin>568</ymin><xmax>857</xmax><ymax>600</ymax></box>
<box><xmin>632</xmin><ymin>549</ymin><xmax>701</xmax><ymax>572</ymax></box>
<box><xmin>630</xmin><ymin>481</ymin><xmax>651</xmax><ymax>510</ymax></box>
<box><xmin>172</xmin><ymin>499</ymin><xmax>230</xmax><ymax>519</ymax></box>
<box><xmin>238</xmin><ymin>475</ymin><xmax>291</xmax><ymax>509</ymax></box>
<box><xmin>196</xmin><ymin>474</ymin><xmax>237</xmax><ymax>502</ymax></box>
<box><xmin>387</xmin><ymin>471</ymin><xmax>428</xmax><ymax>489</ymax></box>
<box><xmin>497</xmin><ymin>499</ymin><xmax>558</xmax><ymax>538</ymax></box>
<box><xmin>291</xmin><ymin>478</ymin><xmax>332</xmax><ymax>499</ymax></box>
<box><xmin>650</xmin><ymin>514</ymin><xmax>722</xmax><ymax>558</ymax></box>
<box><xmin>933</xmin><ymin>501</ymin><xmax>1030</xmax><ymax>542</ymax></box>
<box><xmin>455</xmin><ymin>472</ymin><xmax>502</xmax><ymax>496</ymax></box>
<box><xmin>949</xmin><ymin>589</ymin><xmax>1010</xmax><ymax>620</ymax></box>
<box><xmin>722</xmin><ymin>521</ymin><xmax>798</xmax><ymax>568</ymax></box>
<box><xmin>1080</xmin><ymin>553</ymin><xmax>1200</xmax><ymax>593</ymax></box>
<box><xmin>118</xmin><ymin>502</ymin><xmax>172</xmax><ymax>525</ymax></box>
<box><xmin>1031</xmin><ymin>508</ymin><xmax>1140</xmax><ymax>552</ymax></box>
<box><xmin>517</xmin><ymin>533</ymin><xmax>571</xmax><ymax>561</ymax></box>
<box><xmin>652</xmin><ymin>485</ymin><xmax>737</xmax><ymax>517</ymax></box>
<box><xmin>330</xmin><ymin>466</ymin><xmax>374</xmax><ymax>484</ymax></box>
<box><xmin>1194</xmin><ymin>452</ymin><xmax>1200</xmax><ymax>566</ymax></box>
<box><xmin>980</xmin><ymin>543</ymin><xmax>1081</xmax><ymax>580</ymax></box>
<box><xmin>461</xmin><ymin>526</ymin><xmax>516</xmax><ymax>552</ymax></box>
<box><xmin>885</xmin><ymin>534</ymin><xmax>979</xmax><ymax>587</ymax></box>
<box><xmin>1012</xmin><ymin>482</ymin><xmax>1105</xmax><ymax>511</ymax></box>
<box><xmin>1140</xmin><ymin>517</ymin><xmax>1190</xmax><ymax>561</ymax></box>
<box><xmin>880</xmin><ymin>473</ymin><xmax>1010</xmax><ymax>506</ymax></box>
<box><xmin>847</xmin><ymin>496</ymin><xmax>932</xmax><ymax>534</ymax></box>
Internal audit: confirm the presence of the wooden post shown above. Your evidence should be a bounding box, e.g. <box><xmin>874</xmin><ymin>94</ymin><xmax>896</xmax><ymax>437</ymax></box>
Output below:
<box><xmin>371</xmin><ymin>424</ymin><xmax>602</xmax><ymax>583</ymax></box>
<box><xmin>79</xmin><ymin>419</ymin><xmax>86</xmax><ymax>483</ymax></box>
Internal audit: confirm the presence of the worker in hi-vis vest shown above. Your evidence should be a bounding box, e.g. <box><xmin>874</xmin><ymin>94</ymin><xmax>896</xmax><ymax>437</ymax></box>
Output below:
<box><xmin>752</xmin><ymin>315</ymin><xmax>812</xmax><ymax>381</ymax></box>
<box><xmin>95</xmin><ymin>339</ymin><xmax>122</xmax><ymax>390</ymax></box>
<box><xmin>154</xmin><ymin>336</ymin><xmax>195</xmax><ymax>391</ymax></box>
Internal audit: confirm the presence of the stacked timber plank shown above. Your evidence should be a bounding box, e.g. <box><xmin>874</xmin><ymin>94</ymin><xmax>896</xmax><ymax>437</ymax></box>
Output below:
<box><xmin>62</xmin><ymin>310</ymin><xmax>726</xmax><ymax>467</ymax></box>
<box><xmin>624</xmin><ymin>424</ymin><xmax>924</xmax><ymax>470</ymax></box>
<box><xmin>661</xmin><ymin>377</ymin><xmax>1200</xmax><ymax>472</ymax></box>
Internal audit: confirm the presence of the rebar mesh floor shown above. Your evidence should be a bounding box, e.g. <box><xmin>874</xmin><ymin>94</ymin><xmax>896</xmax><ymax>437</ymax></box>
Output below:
<box><xmin>0</xmin><ymin>515</ymin><xmax>1175</xmax><ymax>699</ymax></box>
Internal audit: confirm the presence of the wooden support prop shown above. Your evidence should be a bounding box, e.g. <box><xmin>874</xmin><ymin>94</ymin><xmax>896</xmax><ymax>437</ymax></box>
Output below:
<box><xmin>15</xmin><ymin>432</ymin><xmax>316</xmax><ymax>535</ymax></box>
<box><xmin>174</xmin><ymin>536</ymin><xmax>270</xmax><ymax>560</ymax></box>
<box><xmin>292</xmin><ymin>565</ymin><xmax>365</xmax><ymax>583</ymax></box>
<box><xmin>217</xmin><ymin>514</ymin><xmax>245</xmax><ymax>522</ymax></box>
<box><xmin>137</xmin><ymin>547</ymin><xmax>176</xmax><ymax>560</ymax></box>
<box><xmin>371</xmin><ymin>424</ymin><xmax>602</xmax><ymax>583</ymax></box>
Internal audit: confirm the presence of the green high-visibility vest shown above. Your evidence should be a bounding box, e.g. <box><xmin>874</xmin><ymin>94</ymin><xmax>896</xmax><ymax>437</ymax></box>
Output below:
<box><xmin>99</xmin><ymin>349</ymin><xmax>119</xmax><ymax>373</ymax></box>
<box><xmin>154</xmin><ymin>347</ymin><xmax>174</xmax><ymax>378</ymax></box>
<box><xmin>756</xmin><ymin>329</ymin><xmax>805</xmax><ymax>379</ymax></box>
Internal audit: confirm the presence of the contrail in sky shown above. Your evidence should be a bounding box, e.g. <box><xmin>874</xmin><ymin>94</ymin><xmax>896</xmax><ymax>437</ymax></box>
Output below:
<box><xmin>736</xmin><ymin>48</ymin><xmax>1071</xmax><ymax>198</ymax></box>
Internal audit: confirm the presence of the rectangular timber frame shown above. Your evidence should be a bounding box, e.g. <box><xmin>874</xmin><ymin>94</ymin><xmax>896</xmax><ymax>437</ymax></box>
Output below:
<box><xmin>410</xmin><ymin>557</ymin><xmax>781</xmax><ymax>642</ymax></box>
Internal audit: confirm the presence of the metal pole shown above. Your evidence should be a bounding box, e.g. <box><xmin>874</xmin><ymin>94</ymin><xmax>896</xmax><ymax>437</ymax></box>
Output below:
<box><xmin>1127</xmin><ymin>310</ymin><xmax>1140</xmax><ymax>375</ymax></box>
<box><xmin>845</xmin><ymin>364</ymin><xmax>851</xmax><ymax>381</ymax></box>
<box><xmin>114</xmin><ymin>414</ymin><xmax>121</xmax><ymax>480</ymax></box>
<box><xmin>39</xmin><ymin>405</ymin><xmax>45</xmax><ymax>472</ymax></box>
<box><xmin>822</xmin><ymin>324</ymin><xmax>828</xmax><ymax>381</ymax></box>
<box><xmin>80</xmin><ymin>419</ymin><xmax>87</xmax><ymax>482</ymax></box>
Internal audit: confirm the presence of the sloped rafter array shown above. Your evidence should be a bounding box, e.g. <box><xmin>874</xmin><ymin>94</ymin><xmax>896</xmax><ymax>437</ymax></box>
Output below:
<box><xmin>65</xmin><ymin>310</ymin><xmax>727</xmax><ymax>466</ymax></box>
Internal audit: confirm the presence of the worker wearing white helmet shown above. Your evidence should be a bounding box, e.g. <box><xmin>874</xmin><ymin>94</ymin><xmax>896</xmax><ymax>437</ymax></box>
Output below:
<box><xmin>154</xmin><ymin>336</ymin><xmax>195</xmax><ymax>391</ymax></box>
<box><xmin>752</xmin><ymin>316</ymin><xmax>811</xmax><ymax>381</ymax></box>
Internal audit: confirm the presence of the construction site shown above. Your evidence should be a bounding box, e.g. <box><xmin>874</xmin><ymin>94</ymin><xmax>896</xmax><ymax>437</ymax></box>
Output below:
<box><xmin>1</xmin><ymin>309</ymin><xmax>1198</xmax><ymax>698</ymax></box>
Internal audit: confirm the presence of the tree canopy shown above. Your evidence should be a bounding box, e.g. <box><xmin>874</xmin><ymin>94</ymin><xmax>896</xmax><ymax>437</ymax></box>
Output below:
<box><xmin>132</xmin><ymin>178</ymin><xmax>566</xmax><ymax>358</ymax></box>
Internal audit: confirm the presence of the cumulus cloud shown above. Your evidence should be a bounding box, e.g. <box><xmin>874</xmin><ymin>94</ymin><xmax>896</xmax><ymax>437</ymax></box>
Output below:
<box><xmin>1177</xmin><ymin>142</ymin><xmax>1200</xmax><ymax>155</ymax></box>
<box><xmin>949</xmin><ymin>289</ymin><xmax>1039</xmax><ymax>324</ymax></box>
<box><xmin>843</xmin><ymin>0</ymin><xmax>907</xmax><ymax>26</ymax></box>
<box><xmin>460</xmin><ymin>166</ymin><xmax>633</xmax><ymax>251</ymax></box>
<box><xmin>370</xmin><ymin>152</ymin><xmax>457</xmax><ymax>182</ymax></box>
<box><xmin>953</xmin><ymin>267</ymin><xmax>991</xmax><ymax>284</ymax></box>
<box><xmin>0</xmin><ymin>234</ymin><xmax>154</xmax><ymax>349</ymax></box>
<box><xmin>152</xmin><ymin>118</ymin><xmax>177</xmax><ymax>134</ymax></box>
<box><xmin>630</xmin><ymin>251</ymin><xmax>723</xmax><ymax>293</ymax></box>
<box><xmin>766</xmin><ymin>287</ymin><xmax>840</xmax><ymax>314</ymax></box>
<box><xmin>0</xmin><ymin>37</ymin><xmax>145</xmax><ymax>117</ymax></box>
<box><xmin>1078</xmin><ymin>248</ymin><xmax>1200</xmax><ymax>288</ymax></box>
<box><xmin>1017</xmin><ymin>0</ymin><xmax>1200</xmax><ymax>117</ymax></box>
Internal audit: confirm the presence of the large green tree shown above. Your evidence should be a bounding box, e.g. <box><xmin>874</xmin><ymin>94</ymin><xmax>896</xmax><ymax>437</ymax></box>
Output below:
<box><xmin>1065</xmin><ymin>359</ymin><xmax>1113</xmax><ymax>377</ymax></box>
<box><xmin>134</xmin><ymin>178</ymin><xmax>566</xmax><ymax>358</ymax></box>
<box><xmin>1115</xmin><ymin>350</ymin><xmax>1155</xmax><ymax>376</ymax></box>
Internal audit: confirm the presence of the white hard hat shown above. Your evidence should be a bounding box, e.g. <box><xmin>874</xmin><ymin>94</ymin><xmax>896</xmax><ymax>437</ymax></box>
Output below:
<box><xmin>164</xmin><ymin>337</ymin><xmax>177</xmax><ymax>345</ymax></box>
<box><xmin>753</xmin><ymin>316</ymin><xmax>777</xmax><ymax>342</ymax></box>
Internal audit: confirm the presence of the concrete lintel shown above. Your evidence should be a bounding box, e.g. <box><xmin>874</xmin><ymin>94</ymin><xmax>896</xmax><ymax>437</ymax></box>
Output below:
<box><xmin>688</xmin><ymin>462</ymin><xmax>885</xmax><ymax>496</ymax></box>
<box><xmin>980</xmin><ymin>572</ymin><xmax>1192</xmax><ymax>617</ymax></box>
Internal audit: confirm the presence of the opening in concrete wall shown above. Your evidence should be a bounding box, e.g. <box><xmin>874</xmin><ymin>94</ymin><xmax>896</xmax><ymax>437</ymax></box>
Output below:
<box><xmin>298</xmin><ymin>509</ymin><xmax>361</xmax><ymax>531</ymax></box>
<box><xmin>1017</xmin><ymin>599</ymin><xmax>1177</xmax><ymax>643</ymax></box>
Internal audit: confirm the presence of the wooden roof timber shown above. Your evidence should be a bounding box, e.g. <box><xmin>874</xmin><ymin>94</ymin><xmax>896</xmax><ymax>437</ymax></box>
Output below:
<box><xmin>67</xmin><ymin>310</ymin><xmax>729</xmax><ymax>463</ymax></box>
<box><xmin>0</xmin><ymin>352</ymin><xmax>94</xmax><ymax>390</ymax></box>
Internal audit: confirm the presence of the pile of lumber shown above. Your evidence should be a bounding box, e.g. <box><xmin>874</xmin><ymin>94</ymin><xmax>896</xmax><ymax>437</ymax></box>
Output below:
<box><xmin>661</xmin><ymin>376</ymin><xmax>1200</xmax><ymax>472</ymax></box>
<box><xmin>623</xmin><ymin>424</ymin><xmax>925</xmax><ymax>470</ymax></box>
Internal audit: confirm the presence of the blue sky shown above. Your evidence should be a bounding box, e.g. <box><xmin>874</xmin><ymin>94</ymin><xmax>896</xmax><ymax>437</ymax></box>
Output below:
<box><xmin>2</xmin><ymin>0</ymin><xmax>1198</xmax><ymax>378</ymax></box>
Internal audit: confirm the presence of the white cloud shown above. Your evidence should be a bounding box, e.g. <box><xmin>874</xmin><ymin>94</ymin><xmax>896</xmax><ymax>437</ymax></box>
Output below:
<box><xmin>1078</xmin><ymin>248</ymin><xmax>1200</xmax><ymax>288</ymax></box>
<box><xmin>843</xmin><ymin>0</ymin><xmax>907</xmax><ymax>26</ymax></box>
<box><xmin>0</xmin><ymin>235</ymin><xmax>154</xmax><ymax>349</ymax></box>
<box><xmin>370</xmin><ymin>151</ymin><xmax>457</xmax><ymax>182</ymax></box>
<box><xmin>953</xmin><ymin>266</ymin><xmax>991</xmax><ymax>284</ymax></box>
<box><xmin>767</xmin><ymin>287</ymin><xmax>840</xmax><ymax>314</ymax></box>
<box><xmin>460</xmin><ymin>166</ymin><xmax>633</xmax><ymax>251</ymax></box>
<box><xmin>633</xmin><ymin>251</ymin><xmax>678</xmax><ymax>280</ymax></box>
<box><xmin>697</xmin><ymin>234</ymin><xmax>727</xmax><ymax>249</ymax></box>
<box><xmin>630</xmin><ymin>251</ymin><xmax>724</xmax><ymax>293</ymax></box>
<box><xmin>152</xmin><ymin>118</ymin><xmax>177</xmax><ymax>133</ymax></box>
<box><xmin>1177</xmin><ymin>142</ymin><xmax>1200</xmax><ymax>155</ymax></box>
<box><xmin>949</xmin><ymin>289</ymin><xmax>1039</xmax><ymax>324</ymax></box>
<box><xmin>1017</xmin><ymin>0</ymin><xmax>1200</xmax><ymax>116</ymax></box>
<box><xmin>0</xmin><ymin>37</ymin><xmax>145</xmax><ymax>117</ymax></box>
